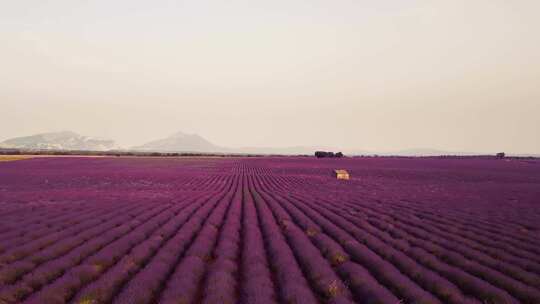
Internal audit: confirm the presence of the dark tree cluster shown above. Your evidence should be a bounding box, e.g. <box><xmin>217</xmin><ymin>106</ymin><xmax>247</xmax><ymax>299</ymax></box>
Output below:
<box><xmin>496</xmin><ymin>152</ymin><xmax>505</xmax><ymax>159</ymax></box>
<box><xmin>315</xmin><ymin>151</ymin><xmax>344</xmax><ymax>158</ymax></box>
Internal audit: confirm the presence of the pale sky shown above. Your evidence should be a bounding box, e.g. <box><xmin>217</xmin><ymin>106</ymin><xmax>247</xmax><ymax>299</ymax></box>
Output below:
<box><xmin>1</xmin><ymin>0</ymin><xmax>539</xmax><ymax>153</ymax></box>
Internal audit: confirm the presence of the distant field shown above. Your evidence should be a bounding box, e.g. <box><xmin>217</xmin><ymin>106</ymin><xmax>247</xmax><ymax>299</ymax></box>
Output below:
<box><xmin>0</xmin><ymin>155</ymin><xmax>32</xmax><ymax>162</ymax></box>
<box><xmin>0</xmin><ymin>157</ymin><xmax>539</xmax><ymax>303</ymax></box>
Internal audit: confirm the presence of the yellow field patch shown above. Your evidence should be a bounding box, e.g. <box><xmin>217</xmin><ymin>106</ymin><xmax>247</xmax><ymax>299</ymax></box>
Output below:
<box><xmin>0</xmin><ymin>155</ymin><xmax>32</xmax><ymax>162</ymax></box>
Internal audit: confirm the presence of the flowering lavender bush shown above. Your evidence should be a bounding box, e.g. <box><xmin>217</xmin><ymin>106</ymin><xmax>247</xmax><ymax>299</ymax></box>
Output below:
<box><xmin>0</xmin><ymin>156</ymin><xmax>539</xmax><ymax>303</ymax></box>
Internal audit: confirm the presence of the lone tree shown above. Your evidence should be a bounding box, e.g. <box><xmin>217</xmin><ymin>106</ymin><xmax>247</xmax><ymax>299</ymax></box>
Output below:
<box><xmin>315</xmin><ymin>151</ymin><xmax>328</xmax><ymax>158</ymax></box>
<box><xmin>315</xmin><ymin>151</ymin><xmax>344</xmax><ymax>158</ymax></box>
<box><xmin>496</xmin><ymin>152</ymin><xmax>505</xmax><ymax>159</ymax></box>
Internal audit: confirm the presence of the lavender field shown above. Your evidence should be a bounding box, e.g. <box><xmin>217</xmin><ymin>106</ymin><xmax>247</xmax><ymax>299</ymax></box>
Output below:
<box><xmin>0</xmin><ymin>156</ymin><xmax>539</xmax><ymax>304</ymax></box>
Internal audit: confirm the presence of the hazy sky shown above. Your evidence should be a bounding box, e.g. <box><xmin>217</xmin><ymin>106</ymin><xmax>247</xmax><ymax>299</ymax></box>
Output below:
<box><xmin>1</xmin><ymin>0</ymin><xmax>539</xmax><ymax>153</ymax></box>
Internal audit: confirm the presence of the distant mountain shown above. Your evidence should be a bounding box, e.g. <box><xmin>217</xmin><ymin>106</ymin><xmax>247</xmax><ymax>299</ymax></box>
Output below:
<box><xmin>0</xmin><ymin>131</ymin><xmax>116</xmax><ymax>151</ymax></box>
<box><xmin>5</xmin><ymin>130</ymin><xmax>529</xmax><ymax>157</ymax></box>
<box><xmin>132</xmin><ymin>131</ymin><xmax>223</xmax><ymax>153</ymax></box>
<box><xmin>133</xmin><ymin>132</ymin><xmax>355</xmax><ymax>155</ymax></box>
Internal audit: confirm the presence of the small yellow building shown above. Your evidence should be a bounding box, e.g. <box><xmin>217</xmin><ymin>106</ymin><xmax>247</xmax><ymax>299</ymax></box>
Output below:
<box><xmin>334</xmin><ymin>169</ymin><xmax>350</xmax><ymax>180</ymax></box>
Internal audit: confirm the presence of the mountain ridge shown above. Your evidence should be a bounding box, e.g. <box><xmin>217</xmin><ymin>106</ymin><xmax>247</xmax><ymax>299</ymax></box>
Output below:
<box><xmin>131</xmin><ymin>131</ymin><xmax>223</xmax><ymax>153</ymax></box>
<box><xmin>0</xmin><ymin>131</ymin><xmax>116</xmax><ymax>151</ymax></box>
<box><xmin>2</xmin><ymin>131</ymin><xmax>531</xmax><ymax>156</ymax></box>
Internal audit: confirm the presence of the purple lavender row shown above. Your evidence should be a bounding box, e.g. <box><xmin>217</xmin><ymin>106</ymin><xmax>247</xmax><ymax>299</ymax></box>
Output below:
<box><xmin>254</xmin><ymin>190</ymin><xmax>402</xmax><ymax>304</ymax></box>
<box><xmin>110</xmin><ymin>181</ymin><xmax>233</xmax><ymax>304</ymax></box>
<box><xmin>272</xmin><ymin>193</ymin><xmax>438</xmax><ymax>304</ymax></box>
<box><xmin>361</xmin><ymin>214</ymin><xmax>540</xmax><ymax>303</ymax></box>
<box><xmin>347</xmin><ymin>201</ymin><xmax>540</xmax><ymax>287</ymax></box>
<box><xmin>70</xmin><ymin>193</ymin><xmax>209</xmax><ymax>304</ymax></box>
<box><xmin>196</xmin><ymin>175</ymin><xmax>233</xmax><ymax>192</ymax></box>
<box><xmin>384</xmin><ymin>199</ymin><xmax>540</xmax><ymax>251</ymax></box>
<box><xmin>255</xmin><ymin>187</ymin><xmax>355</xmax><ymax>303</ymax></box>
<box><xmin>0</xmin><ymin>204</ymin><xmax>32</xmax><ymax>218</ymax></box>
<box><xmin>400</xmin><ymin>201</ymin><xmax>540</xmax><ymax>263</ymax></box>
<box><xmin>248</xmin><ymin>176</ymin><xmax>319</xmax><ymax>304</ymax></box>
<box><xmin>328</xmin><ymin>198</ymin><xmax>540</xmax><ymax>288</ymax></box>
<box><xmin>238</xmin><ymin>173</ymin><xmax>277</xmax><ymax>304</ymax></box>
<box><xmin>384</xmin><ymin>200</ymin><xmax>540</xmax><ymax>257</ymax></box>
<box><xmin>258</xmin><ymin>173</ymin><xmax>448</xmax><ymax>303</ymax></box>
<box><xmin>0</xmin><ymin>203</ymin><xmax>92</xmax><ymax>240</ymax></box>
<box><xmin>182</xmin><ymin>174</ymin><xmax>232</xmax><ymax>192</ymax></box>
<box><xmin>0</xmin><ymin>205</ymin><xmax>118</xmax><ymax>253</ymax></box>
<box><xmin>320</xmin><ymin>196</ymin><xmax>540</xmax><ymax>294</ymax></box>
<box><xmin>393</xmin><ymin>199</ymin><xmax>540</xmax><ymax>244</ymax></box>
<box><xmin>0</xmin><ymin>202</ymin><xmax>79</xmax><ymax>222</ymax></box>
<box><xmin>300</xmin><ymin>195</ymin><xmax>501</xmax><ymax>304</ymax></box>
<box><xmin>334</xmin><ymin>197</ymin><xmax>540</xmax><ymax>269</ymax></box>
<box><xmin>303</xmin><ymin>197</ymin><xmax>522</xmax><ymax>304</ymax></box>
<box><xmin>0</xmin><ymin>202</ymin><xmax>168</xmax><ymax>303</ymax></box>
<box><xmin>200</xmin><ymin>175</ymin><xmax>243</xmax><ymax>304</ymax></box>
<box><xmin>362</xmin><ymin>220</ymin><xmax>525</xmax><ymax>304</ymax></box>
<box><xmin>282</xmin><ymin>193</ymin><xmax>443</xmax><ymax>304</ymax></box>
<box><xmin>0</xmin><ymin>201</ymin><xmax>136</xmax><ymax>266</ymax></box>
<box><xmin>343</xmin><ymin>199</ymin><xmax>540</xmax><ymax>275</ymax></box>
<box><xmin>0</xmin><ymin>201</ymin><xmax>123</xmax><ymax>249</ymax></box>
<box><xmin>0</xmin><ymin>196</ymin><xmax>113</xmax><ymax>228</ymax></box>
<box><xmin>0</xmin><ymin>201</ymin><xmax>151</xmax><ymax>286</ymax></box>
<box><xmin>158</xmin><ymin>177</ymin><xmax>238</xmax><ymax>303</ymax></box>
<box><xmin>0</xmin><ymin>199</ymin><xmax>135</xmax><ymax>255</ymax></box>
<box><xmin>22</xmin><ymin>199</ymin><xmax>187</xmax><ymax>304</ymax></box>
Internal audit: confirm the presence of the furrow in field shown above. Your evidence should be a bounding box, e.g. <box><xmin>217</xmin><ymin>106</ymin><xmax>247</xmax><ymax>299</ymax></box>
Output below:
<box><xmin>293</xmin><ymin>195</ymin><xmax>522</xmax><ymax>304</ymax></box>
<box><xmin>158</xmin><ymin>176</ymin><xmax>237</xmax><ymax>303</ymax></box>
<box><xmin>20</xmin><ymin>200</ymin><xmax>183</xmax><ymax>304</ymax></box>
<box><xmin>70</xmin><ymin>192</ymin><xmax>211</xmax><ymax>304</ymax></box>
<box><xmin>0</xmin><ymin>201</ymin><xmax>139</xmax><ymax>266</ymax></box>
<box><xmin>0</xmin><ymin>202</ymin><xmax>170</xmax><ymax>303</ymax></box>
<box><xmin>327</xmin><ymin>200</ymin><xmax>540</xmax><ymax>303</ymax></box>
<box><xmin>252</xmin><ymin>176</ymin><xmax>355</xmax><ymax>303</ymax></box>
<box><xmin>200</xmin><ymin>174</ymin><xmax>243</xmax><ymax>304</ymax></box>
<box><xmin>238</xmin><ymin>171</ymin><xmax>277</xmax><ymax>304</ymax></box>
<box><xmin>397</xmin><ymin>199</ymin><xmax>540</xmax><ymax>243</ymax></box>
<box><xmin>383</xmin><ymin>201</ymin><xmax>540</xmax><ymax>257</ymax></box>
<box><xmin>0</xmin><ymin>202</ymin><xmax>126</xmax><ymax>252</ymax></box>
<box><xmin>270</xmin><ymin>192</ymin><xmax>455</xmax><ymax>303</ymax></box>
<box><xmin>0</xmin><ymin>201</ymin><xmax>151</xmax><ymax>286</ymax></box>
<box><xmin>258</xmin><ymin>188</ymin><xmax>473</xmax><ymax>303</ymax></box>
<box><xmin>110</xmin><ymin>176</ymin><xmax>234</xmax><ymax>304</ymax></box>
<box><xmin>344</xmin><ymin>199</ymin><xmax>540</xmax><ymax>273</ymax></box>
<box><xmin>248</xmin><ymin>175</ymin><xmax>320</xmax><ymax>303</ymax></box>
<box><xmin>334</xmin><ymin>199</ymin><xmax>540</xmax><ymax>287</ymax></box>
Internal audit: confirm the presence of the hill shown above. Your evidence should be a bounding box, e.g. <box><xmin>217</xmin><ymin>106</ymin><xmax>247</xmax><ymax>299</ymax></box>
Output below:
<box><xmin>0</xmin><ymin>131</ymin><xmax>115</xmax><ymax>151</ymax></box>
<box><xmin>132</xmin><ymin>131</ymin><xmax>223</xmax><ymax>153</ymax></box>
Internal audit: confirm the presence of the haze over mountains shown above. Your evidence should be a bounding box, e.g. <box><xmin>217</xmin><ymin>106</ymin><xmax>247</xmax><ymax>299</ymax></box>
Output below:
<box><xmin>131</xmin><ymin>132</ymin><xmax>343</xmax><ymax>155</ymax></box>
<box><xmin>0</xmin><ymin>131</ymin><xmax>530</xmax><ymax>156</ymax></box>
<box><xmin>0</xmin><ymin>131</ymin><xmax>115</xmax><ymax>151</ymax></box>
<box><xmin>132</xmin><ymin>132</ymin><xmax>222</xmax><ymax>153</ymax></box>
<box><xmin>0</xmin><ymin>131</ymin><xmax>355</xmax><ymax>155</ymax></box>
